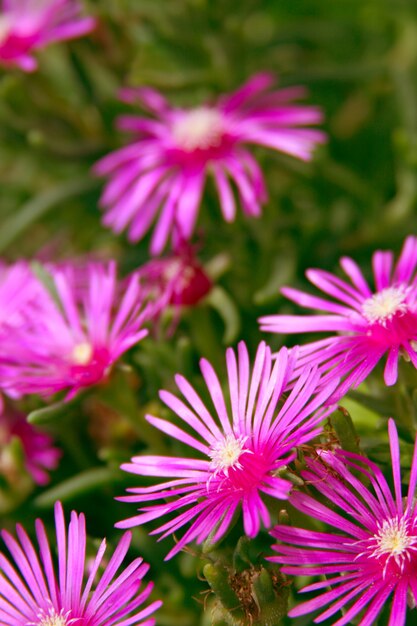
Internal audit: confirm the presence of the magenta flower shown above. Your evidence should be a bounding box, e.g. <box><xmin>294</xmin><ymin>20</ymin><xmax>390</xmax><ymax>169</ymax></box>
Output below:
<box><xmin>0</xmin><ymin>262</ymin><xmax>150</xmax><ymax>399</ymax></box>
<box><xmin>0</xmin><ymin>261</ymin><xmax>37</xmax><ymax>334</ymax></box>
<box><xmin>138</xmin><ymin>243</ymin><xmax>212</xmax><ymax>321</ymax></box>
<box><xmin>270</xmin><ymin>419</ymin><xmax>417</xmax><ymax>626</ymax></box>
<box><xmin>0</xmin><ymin>501</ymin><xmax>162</xmax><ymax>626</ymax></box>
<box><xmin>0</xmin><ymin>0</ymin><xmax>95</xmax><ymax>71</ymax></box>
<box><xmin>0</xmin><ymin>399</ymin><xmax>61</xmax><ymax>484</ymax></box>
<box><xmin>259</xmin><ymin>236</ymin><xmax>417</xmax><ymax>397</ymax></box>
<box><xmin>117</xmin><ymin>341</ymin><xmax>337</xmax><ymax>559</ymax></box>
<box><xmin>94</xmin><ymin>73</ymin><xmax>325</xmax><ymax>253</ymax></box>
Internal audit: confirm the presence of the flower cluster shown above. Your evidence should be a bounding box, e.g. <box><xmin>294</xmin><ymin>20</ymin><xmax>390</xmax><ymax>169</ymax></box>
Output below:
<box><xmin>95</xmin><ymin>73</ymin><xmax>325</xmax><ymax>253</ymax></box>
<box><xmin>1</xmin><ymin>8</ymin><xmax>415</xmax><ymax>622</ymax></box>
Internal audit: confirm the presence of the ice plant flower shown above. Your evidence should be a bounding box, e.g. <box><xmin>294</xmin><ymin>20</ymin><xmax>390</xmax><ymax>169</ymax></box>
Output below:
<box><xmin>0</xmin><ymin>501</ymin><xmax>162</xmax><ymax>626</ymax></box>
<box><xmin>259</xmin><ymin>236</ymin><xmax>417</xmax><ymax>397</ymax></box>
<box><xmin>0</xmin><ymin>262</ymin><xmax>150</xmax><ymax>399</ymax></box>
<box><xmin>270</xmin><ymin>419</ymin><xmax>417</xmax><ymax>626</ymax></box>
<box><xmin>0</xmin><ymin>0</ymin><xmax>95</xmax><ymax>71</ymax></box>
<box><xmin>137</xmin><ymin>243</ymin><xmax>212</xmax><ymax>324</ymax></box>
<box><xmin>94</xmin><ymin>73</ymin><xmax>325</xmax><ymax>253</ymax></box>
<box><xmin>117</xmin><ymin>341</ymin><xmax>338</xmax><ymax>559</ymax></box>
<box><xmin>0</xmin><ymin>400</ymin><xmax>61</xmax><ymax>485</ymax></box>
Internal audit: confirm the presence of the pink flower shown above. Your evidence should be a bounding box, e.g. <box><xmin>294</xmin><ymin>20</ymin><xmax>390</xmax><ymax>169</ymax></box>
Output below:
<box><xmin>270</xmin><ymin>419</ymin><xmax>417</xmax><ymax>626</ymax></box>
<box><xmin>0</xmin><ymin>261</ymin><xmax>39</xmax><ymax>345</ymax></box>
<box><xmin>0</xmin><ymin>262</ymin><xmax>150</xmax><ymax>399</ymax></box>
<box><xmin>116</xmin><ymin>341</ymin><xmax>337</xmax><ymax>559</ymax></box>
<box><xmin>137</xmin><ymin>243</ymin><xmax>212</xmax><ymax>326</ymax></box>
<box><xmin>0</xmin><ymin>0</ymin><xmax>95</xmax><ymax>71</ymax></box>
<box><xmin>0</xmin><ymin>501</ymin><xmax>162</xmax><ymax>626</ymax></box>
<box><xmin>94</xmin><ymin>73</ymin><xmax>325</xmax><ymax>254</ymax></box>
<box><xmin>259</xmin><ymin>236</ymin><xmax>417</xmax><ymax>398</ymax></box>
<box><xmin>0</xmin><ymin>399</ymin><xmax>61</xmax><ymax>484</ymax></box>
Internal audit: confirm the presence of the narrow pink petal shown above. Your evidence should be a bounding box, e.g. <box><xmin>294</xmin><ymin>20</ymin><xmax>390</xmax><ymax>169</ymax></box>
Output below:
<box><xmin>340</xmin><ymin>256</ymin><xmax>372</xmax><ymax>296</ymax></box>
<box><xmin>394</xmin><ymin>235</ymin><xmax>417</xmax><ymax>283</ymax></box>
<box><xmin>384</xmin><ymin>347</ymin><xmax>399</xmax><ymax>386</ymax></box>
<box><xmin>212</xmin><ymin>164</ymin><xmax>236</xmax><ymax>222</ymax></box>
<box><xmin>388</xmin><ymin>419</ymin><xmax>404</xmax><ymax>515</ymax></box>
<box><xmin>372</xmin><ymin>250</ymin><xmax>393</xmax><ymax>290</ymax></box>
<box><xmin>281</xmin><ymin>285</ymin><xmax>357</xmax><ymax>315</ymax></box>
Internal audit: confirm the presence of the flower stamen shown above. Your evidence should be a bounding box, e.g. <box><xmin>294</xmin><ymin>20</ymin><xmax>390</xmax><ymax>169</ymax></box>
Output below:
<box><xmin>362</xmin><ymin>286</ymin><xmax>409</xmax><ymax>325</ymax></box>
<box><xmin>208</xmin><ymin>434</ymin><xmax>250</xmax><ymax>475</ymax></box>
<box><xmin>71</xmin><ymin>342</ymin><xmax>93</xmax><ymax>365</ymax></box>
<box><xmin>33</xmin><ymin>607</ymin><xmax>73</xmax><ymax>626</ymax></box>
<box><xmin>172</xmin><ymin>107</ymin><xmax>224</xmax><ymax>152</ymax></box>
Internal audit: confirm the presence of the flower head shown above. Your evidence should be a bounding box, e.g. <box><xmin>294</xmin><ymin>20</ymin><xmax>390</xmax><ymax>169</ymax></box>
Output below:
<box><xmin>0</xmin><ymin>0</ymin><xmax>95</xmax><ymax>71</ymax></box>
<box><xmin>259</xmin><ymin>236</ymin><xmax>417</xmax><ymax>397</ymax></box>
<box><xmin>270</xmin><ymin>419</ymin><xmax>417</xmax><ymax>626</ymax></box>
<box><xmin>94</xmin><ymin>73</ymin><xmax>325</xmax><ymax>253</ymax></box>
<box><xmin>0</xmin><ymin>399</ymin><xmax>61</xmax><ymax>485</ymax></box>
<box><xmin>0</xmin><ymin>501</ymin><xmax>162</xmax><ymax>626</ymax></box>
<box><xmin>137</xmin><ymin>244</ymin><xmax>212</xmax><ymax>328</ymax></box>
<box><xmin>116</xmin><ymin>341</ymin><xmax>337</xmax><ymax>559</ymax></box>
<box><xmin>0</xmin><ymin>262</ymin><xmax>150</xmax><ymax>399</ymax></box>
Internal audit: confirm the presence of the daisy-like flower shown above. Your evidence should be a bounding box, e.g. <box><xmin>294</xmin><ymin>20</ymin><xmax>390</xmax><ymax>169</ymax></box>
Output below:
<box><xmin>0</xmin><ymin>262</ymin><xmax>150</xmax><ymax>399</ymax></box>
<box><xmin>94</xmin><ymin>73</ymin><xmax>325</xmax><ymax>254</ymax></box>
<box><xmin>0</xmin><ymin>501</ymin><xmax>162</xmax><ymax>626</ymax></box>
<box><xmin>0</xmin><ymin>399</ymin><xmax>61</xmax><ymax>485</ymax></box>
<box><xmin>259</xmin><ymin>236</ymin><xmax>417</xmax><ymax>398</ymax></box>
<box><xmin>116</xmin><ymin>341</ymin><xmax>337</xmax><ymax>559</ymax></box>
<box><xmin>270</xmin><ymin>418</ymin><xmax>417</xmax><ymax>626</ymax></box>
<box><xmin>0</xmin><ymin>0</ymin><xmax>95</xmax><ymax>71</ymax></box>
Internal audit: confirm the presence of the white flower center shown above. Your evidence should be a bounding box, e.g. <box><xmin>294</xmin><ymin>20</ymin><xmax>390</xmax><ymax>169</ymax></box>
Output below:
<box><xmin>38</xmin><ymin>616</ymin><xmax>67</xmax><ymax>626</ymax></box>
<box><xmin>370</xmin><ymin>517</ymin><xmax>417</xmax><ymax>573</ymax></box>
<box><xmin>0</xmin><ymin>16</ymin><xmax>11</xmax><ymax>45</ymax></box>
<box><xmin>71</xmin><ymin>342</ymin><xmax>93</xmax><ymax>365</ymax></box>
<box><xmin>172</xmin><ymin>107</ymin><xmax>224</xmax><ymax>152</ymax></box>
<box><xmin>362</xmin><ymin>286</ymin><xmax>409</xmax><ymax>324</ymax></box>
<box><xmin>209</xmin><ymin>434</ymin><xmax>247</xmax><ymax>474</ymax></box>
<box><xmin>35</xmin><ymin>608</ymin><xmax>72</xmax><ymax>626</ymax></box>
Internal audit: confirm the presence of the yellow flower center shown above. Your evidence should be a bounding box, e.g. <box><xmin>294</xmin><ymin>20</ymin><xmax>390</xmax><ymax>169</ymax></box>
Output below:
<box><xmin>35</xmin><ymin>608</ymin><xmax>71</xmax><ymax>626</ymax></box>
<box><xmin>362</xmin><ymin>286</ymin><xmax>408</xmax><ymax>324</ymax></box>
<box><xmin>209</xmin><ymin>434</ymin><xmax>247</xmax><ymax>474</ymax></box>
<box><xmin>172</xmin><ymin>107</ymin><xmax>224</xmax><ymax>152</ymax></box>
<box><xmin>370</xmin><ymin>517</ymin><xmax>417</xmax><ymax>574</ymax></box>
<box><xmin>71</xmin><ymin>342</ymin><xmax>93</xmax><ymax>365</ymax></box>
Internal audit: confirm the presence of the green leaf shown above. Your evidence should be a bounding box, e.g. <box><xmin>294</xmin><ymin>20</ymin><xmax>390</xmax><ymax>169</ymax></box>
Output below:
<box><xmin>205</xmin><ymin>286</ymin><xmax>241</xmax><ymax>344</ymax></box>
<box><xmin>330</xmin><ymin>407</ymin><xmax>361</xmax><ymax>454</ymax></box>
<box><xmin>203</xmin><ymin>562</ymin><xmax>245</xmax><ymax>622</ymax></box>
<box><xmin>27</xmin><ymin>401</ymin><xmax>69</xmax><ymax>425</ymax></box>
